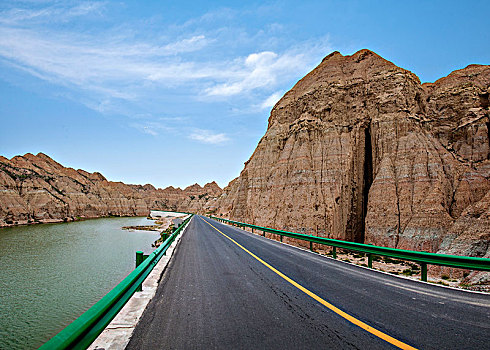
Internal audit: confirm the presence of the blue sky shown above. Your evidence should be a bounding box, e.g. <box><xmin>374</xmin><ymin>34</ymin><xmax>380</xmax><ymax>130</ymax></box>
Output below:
<box><xmin>1</xmin><ymin>0</ymin><xmax>489</xmax><ymax>189</ymax></box>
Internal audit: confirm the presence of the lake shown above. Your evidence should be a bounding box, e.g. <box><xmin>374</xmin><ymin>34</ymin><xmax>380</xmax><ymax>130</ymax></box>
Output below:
<box><xmin>0</xmin><ymin>216</ymin><xmax>159</xmax><ymax>349</ymax></box>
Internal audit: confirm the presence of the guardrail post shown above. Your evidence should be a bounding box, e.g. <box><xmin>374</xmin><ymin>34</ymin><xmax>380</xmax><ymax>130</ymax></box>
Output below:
<box><xmin>280</xmin><ymin>234</ymin><xmax>283</xmax><ymax>242</ymax></box>
<box><xmin>332</xmin><ymin>247</ymin><xmax>337</xmax><ymax>259</ymax></box>
<box><xmin>368</xmin><ymin>253</ymin><xmax>373</xmax><ymax>268</ymax></box>
<box><xmin>136</xmin><ymin>251</ymin><xmax>144</xmax><ymax>267</ymax></box>
<box><xmin>252</xmin><ymin>227</ymin><xmax>254</xmax><ymax>233</ymax></box>
<box><xmin>310</xmin><ymin>241</ymin><xmax>313</xmax><ymax>252</ymax></box>
<box><xmin>421</xmin><ymin>263</ymin><xmax>427</xmax><ymax>282</ymax></box>
<box><xmin>262</xmin><ymin>230</ymin><xmax>265</xmax><ymax>237</ymax></box>
<box><xmin>135</xmin><ymin>251</ymin><xmax>145</xmax><ymax>292</ymax></box>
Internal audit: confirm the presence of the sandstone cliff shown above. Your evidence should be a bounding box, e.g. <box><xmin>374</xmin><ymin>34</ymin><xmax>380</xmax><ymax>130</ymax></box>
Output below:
<box><xmin>0</xmin><ymin>153</ymin><xmax>222</xmax><ymax>226</ymax></box>
<box><xmin>215</xmin><ymin>50</ymin><xmax>489</xmax><ymax>267</ymax></box>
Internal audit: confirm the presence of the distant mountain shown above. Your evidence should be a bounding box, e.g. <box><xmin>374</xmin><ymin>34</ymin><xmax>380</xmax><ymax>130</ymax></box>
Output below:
<box><xmin>0</xmin><ymin>152</ymin><xmax>222</xmax><ymax>226</ymax></box>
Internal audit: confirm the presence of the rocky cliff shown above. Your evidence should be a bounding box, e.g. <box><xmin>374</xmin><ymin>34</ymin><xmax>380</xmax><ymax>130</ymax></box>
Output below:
<box><xmin>215</xmin><ymin>50</ymin><xmax>489</xmax><ymax>274</ymax></box>
<box><xmin>0</xmin><ymin>153</ymin><xmax>222</xmax><ymax>226</ymax></box>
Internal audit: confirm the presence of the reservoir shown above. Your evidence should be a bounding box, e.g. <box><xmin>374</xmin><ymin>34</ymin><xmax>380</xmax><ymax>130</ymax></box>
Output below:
<box><xmin>0</xmin><ymin>216</ymin><xmax>159</xmax><ymax>349</ymax></box>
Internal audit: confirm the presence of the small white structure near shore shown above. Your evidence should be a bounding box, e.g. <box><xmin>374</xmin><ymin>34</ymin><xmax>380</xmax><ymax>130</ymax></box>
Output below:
<box><xmin>172</xmin><ymin>218</ymin><xmax>183</xmax><ymax>228</ymax></box>
<box><xmin>150</xmin><ymin>210</ymin><xmax>187</xmax><ymax>218</ymax></box>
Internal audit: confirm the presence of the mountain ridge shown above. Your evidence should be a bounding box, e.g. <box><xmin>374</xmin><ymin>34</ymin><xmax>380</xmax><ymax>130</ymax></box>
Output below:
<box><xmin>0</xmin><ymin>152</ymin><xmax>222</xmax><ymax>226</ymax></box>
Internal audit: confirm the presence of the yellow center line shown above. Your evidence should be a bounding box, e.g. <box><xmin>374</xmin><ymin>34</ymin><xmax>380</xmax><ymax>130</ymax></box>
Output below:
<box><xmin>200</xmin><ymin>217</ymin><xmax>418</xmax><ymax>350</ymax></box>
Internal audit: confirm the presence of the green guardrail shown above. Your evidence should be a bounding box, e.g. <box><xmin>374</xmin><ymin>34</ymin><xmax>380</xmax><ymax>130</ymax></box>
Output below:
<box><xmin>40</xmin><ymin>214</ymin><xmax>193</xmax><ymax>350</ymax></box>
<box><xmin>210</xmin><ymin>216</ymin><xmax>490</xmax><ymax>282</ymax></box>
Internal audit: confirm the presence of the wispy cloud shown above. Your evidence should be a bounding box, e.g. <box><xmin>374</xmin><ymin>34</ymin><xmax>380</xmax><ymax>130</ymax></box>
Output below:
<box><xmin>0</xmin><ymin>1</ymin><xmax>106</xmax><ymax>25</ymax></box>
<box><xmin>131</xmin><ymin>124</ymin><xmax>159</xmax><ymax>136</ymax></box>
<box><xmin>161</xmin><ymin>35</ymin><xmax>211</xmax><ymax>55</ymax></box>
<box><xmin>0</xmin><ymin>26</ymin><xmax>215</xmax><ymax>91</ymax></box>
<box><xmin>0</xmin><ymin>1</ymin><xmax>331</xmax><ymax>137</ymax></box>
<box><xmin>261</xmin><ymin>91</ymin><xmax>283</xmax><ymax>109</ymax></box>
<box><xmin>188</xmin><ymin>129</ymin><xmax>229</xmax><ymax>144</ymax></box>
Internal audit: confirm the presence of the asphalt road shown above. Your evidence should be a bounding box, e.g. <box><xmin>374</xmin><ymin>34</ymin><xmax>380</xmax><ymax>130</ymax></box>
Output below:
<box><xmin>126</xmin><ymin>215</ymin><xmax>490</xmax><ymax>349</ymax></box>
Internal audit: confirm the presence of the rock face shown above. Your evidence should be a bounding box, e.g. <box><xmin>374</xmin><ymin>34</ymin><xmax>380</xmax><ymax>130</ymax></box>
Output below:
<box><xmin>215</xmin><ymin>49</ymin><xmax>490</xmax><ymax>262</ymax></box>
<box><xmin>0</xmin><ymin>153</ymin><xmax>222</xmax><ymax>226</ymax></box>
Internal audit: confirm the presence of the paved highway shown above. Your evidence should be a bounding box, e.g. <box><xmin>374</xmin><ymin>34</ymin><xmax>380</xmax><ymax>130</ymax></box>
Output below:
<box><xmin>126</xmin><ymin>215</ymin><xmax>490</xmax><ymax>349</ymax></box>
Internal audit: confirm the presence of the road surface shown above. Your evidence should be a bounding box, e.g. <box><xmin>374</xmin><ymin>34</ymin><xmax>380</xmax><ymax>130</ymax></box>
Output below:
<box><xmin>126</xmin><ymin>215</ymin><xmax>490</xmax><ymax>349</ymax></box>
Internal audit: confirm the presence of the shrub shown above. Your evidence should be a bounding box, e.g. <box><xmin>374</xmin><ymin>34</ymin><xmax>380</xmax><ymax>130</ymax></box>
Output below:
<box><xmin>402</xmin><ymin>269</ymin><xmax>413</xmax><ymax>276</ymax></box>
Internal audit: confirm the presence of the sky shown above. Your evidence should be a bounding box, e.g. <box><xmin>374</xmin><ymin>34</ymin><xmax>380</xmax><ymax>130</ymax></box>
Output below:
<box><xmin>0</xmin><ymin>0</ymin><xmax>489</xmax><ymax>189</ymax></box>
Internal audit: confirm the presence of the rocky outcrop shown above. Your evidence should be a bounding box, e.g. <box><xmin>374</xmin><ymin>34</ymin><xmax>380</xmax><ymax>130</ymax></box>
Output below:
<box><xmin>215</xmin><ymin>49</ymin><xmax>490</xmax><ymax>262</ymax></box>
<box><xmin>0</xmin><ymin>153</ymin><xmax>222</xmax><ymax>226</ymax></box>
<box><xmin>422</xmin><ymin>64</ymin><xmax>490</xmax><ymax>164</ymax></box>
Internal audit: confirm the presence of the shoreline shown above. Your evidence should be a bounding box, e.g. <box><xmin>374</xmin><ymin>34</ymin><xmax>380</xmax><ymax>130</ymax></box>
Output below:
<box><xmin>1</xmin><ymin>209</ymin><xmax>189</xmax><ymax>228</ymax></box>
<box><xmin>0</xmin><ymin>213</ymin><xmax>149</xmax><ymax>229</ymax></box>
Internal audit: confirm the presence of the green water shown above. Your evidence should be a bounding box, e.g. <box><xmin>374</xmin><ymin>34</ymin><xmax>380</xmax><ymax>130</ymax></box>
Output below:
<box><xmin>0</xmin><ymin>217</ymin><xmax>160</xmax><ymax>349</ymax></box>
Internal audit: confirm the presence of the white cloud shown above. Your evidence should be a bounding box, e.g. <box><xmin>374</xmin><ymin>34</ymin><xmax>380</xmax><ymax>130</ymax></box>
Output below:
<box><xmin>261</xmin><ymin>91</ymin><xmax>283</xmax><ymax>109</ymax></box>
<box><xmin>188</xmin><ymin>129</ymin><xmax>229</xmax><ymax>144</ymax></box>
<box><xmin>245</xmin><ymin>51</ymin><xmax>277</xmax><ymax>66</ymax></box>
<box><xmin>204</xmin><ymin>50</ymin><xmax>314</xmax><ymax>97</ymax></box>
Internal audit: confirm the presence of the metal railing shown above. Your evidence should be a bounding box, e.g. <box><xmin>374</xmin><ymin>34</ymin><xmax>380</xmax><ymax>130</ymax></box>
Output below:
<box><xmin>210</xmin><ymin>216</ymin><xmax>490</xmax><ymax>281</ymax></box>
<box><xmin>40</xmin><ymin>214</ymin><xmax>193</xmax><ymax>350</ymax></box>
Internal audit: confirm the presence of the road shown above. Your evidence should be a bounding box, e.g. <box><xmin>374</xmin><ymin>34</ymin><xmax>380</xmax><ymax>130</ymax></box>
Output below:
<box><xmin>126</xmin><ymin>215</ymin><xmax>490</xmax><ymax>349</ymax></box>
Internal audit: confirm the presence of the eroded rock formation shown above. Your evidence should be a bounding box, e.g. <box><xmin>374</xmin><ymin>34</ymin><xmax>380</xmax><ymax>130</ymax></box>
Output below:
<box><xmin>215</xmin><ymin>50</ymin><xmax>489</xmax><ymax>265</ymax></box>
<box><xmin>0</xmin><ymin>153</ymin><xmax>222</xmax><ymax>226</ymax></box>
